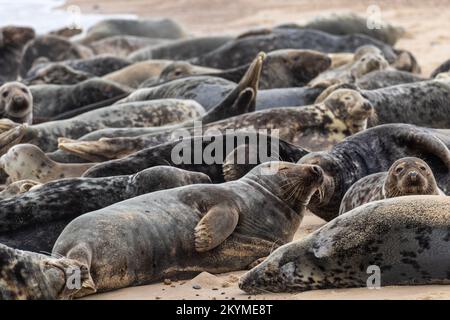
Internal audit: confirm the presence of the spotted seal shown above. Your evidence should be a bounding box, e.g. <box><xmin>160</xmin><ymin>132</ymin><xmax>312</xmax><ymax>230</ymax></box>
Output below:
<box><xmin>339</xmin><ymin>157</ymin><xmax>444</xmax><ymax>214</ymax></box>
<box><xmin>0</xmin><ymin>166</ymin><xmax>211</xmax><ymax>253</ymax></box>
<box><xmin>0</xmin><ymin>161</ymin><xmax>324</xmax><ymax>299</ymax></box>
<box><xmin>297</xmin><ymin>124</ymin><xmax>450</xmax><ymax>221</ymax></box>
<box><xmin>58</xmin><ymin>89</ymin><xmax>374</xmax><ymax>161</ymax></box>
<box><xmin>239</xmin><ymin>195</ymin><xmax>450</xmax><ymax>293</ymax></box>
<box><xmin>128</xmin><ymin>36</ymin><xmax>232</xmax><ymax>62</ymax></box>
<box><xmin>0</xmin><ymin>179</ymin><xmax>41</xmax><ymax>199</ymax></box>
<box><xmin>79</xmin><ymin>18</ymin><xmax>186</xmax><ymax>45</ymax></box>
<box><xmin>0</xmin><ymin>82</ymin><xmax>33</xmax><ymax>124</ymax></box>
<box><xmin>190</xmin><ymin>28</ymin><xmax>396</xmax><ymax>69</ymax></box>
<box><xmin>0</xmin><ymin>144</ymin><xmax>95</xmax><ymax>183</ymax></box>
<box><xmin>0</xmin><ymin>26</ymin><xmax>35</xmax><ymax>84</ymax></box>
<box><xmin>0</xmin><ymin>98</ymin><xmax>205</xmax><ymax>153</ymax></box>
<box><xmin>22</xmin><ymin>63</ymin><xmax>92</xmax><ymax>86</ymax></box>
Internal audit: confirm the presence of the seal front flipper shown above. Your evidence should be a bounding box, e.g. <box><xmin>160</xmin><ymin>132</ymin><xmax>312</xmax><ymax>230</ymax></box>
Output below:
<box><xmin>194</xmin><ymin>204</ymin><xmax>239</xmax><ymax>252</ymax></box>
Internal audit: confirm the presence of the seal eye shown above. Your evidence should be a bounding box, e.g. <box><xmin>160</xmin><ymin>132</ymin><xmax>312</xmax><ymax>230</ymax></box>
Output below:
<box><xmin>395</xmin><ymin>166</ymin><xmax>404</xmax><ymax>174</ymax></box>
<box><xmin>2</xmin><ymin>91</ymin><xmax>8</xmax><ymax>98</ymax></box>
<box><xmin>419</xmin><ymin>166</ymin><xmax>427</xmax><ymax>171</ymax></box>
<box><xmin>344</xmin><ymin>96</ymin><xmax>352</xmax><ymax>101</ymax></box>
<box><xmin>21</xmin><ymin>88</ymin><xmax>28</xmax><ymax>94</ymax></box>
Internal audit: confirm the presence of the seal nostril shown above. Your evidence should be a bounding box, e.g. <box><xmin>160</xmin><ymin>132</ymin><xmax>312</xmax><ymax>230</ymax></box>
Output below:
<box><xmin>310</xmin><ymin>165</ymin><xmax>323</xmax><ymax>177</ymax></box>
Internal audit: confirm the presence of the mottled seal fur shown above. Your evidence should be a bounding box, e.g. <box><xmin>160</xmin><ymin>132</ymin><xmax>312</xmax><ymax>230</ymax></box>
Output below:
<box><xmin>0</xmin><ymin>166</ymin><xmax>211</xmax><ymax>253</ymax></box>
<box><xmin>0</xmin><ymin>82</ymin><xmax>33</xmax><ymax>124</ymax></box>
<box><xmin>0</xmin><ymin>144</ymin><xmax>95</xmax><ymax>183</ymax></box>
<box><xmin>88</xmin><ymin>36</ymin><xmax>172</xmax><ymax>58</ymax></box>
<box><xmin>0</xmin><ymin>99</ymin><xmax>205</xmax><ymax>153</ymax></box>
<box><xmin>0</xmin><ymin>162</ymin><xmax>323</xmax><ymax>299</ymax></box>
<box><xmin>0</xmin><ymin>26</ymin><xmax>35</xmax><ymax>84</ymax></box>
<box><xmin>29</xmin><ymin>78</ymin><xmax>131</xmax><ymax>118</ymax></box>
<box><xmin>80</xmin><ymin>132</ymin><xmax>308</xmax><ymax>179</ymax></box>
<box><xmin>80</xmin><ymin>18</ymin><xmax>185</xmax><ymax>45</ymax></box>
<box><xmin>191</xmin><ymin>28</ymin><xmax>396</xmax><ymax>69</ymax></box>
<box><xmin>339</xmin><ymin>157</ymin><xmax>444</xmax><ymax>214</ymax></box>
<box><xmin>239</xmin><ymin>195</ymin><xmax>450</xmax><ymax>293</ymax></box>
<box><xmin>59</xmin><ymin>89</ymin><xmax>374</xmax><ymax>161</ymax></box>
<box><xmin>355</xmin><ymin>69</ymin><xmax>426</xmax><ymax>90</ymax></box>
<box><xmin>0</xmin><ymin>179</ymin><xmax>41</xmax><ymax>199</ymax></box>
<box><xmin>129</xmin><ymin>36</ymin><xmax>232</xmax><ymax>62</ymax></box>
<box><xmin>19</xmin><ymin>35</ymin><xmax>93</xmax><ymax>78</ymax></box>
<box><xmin>297</xmin><ymin>124</ymin><xmax>450</xmax><ymax>221</ymax></box>
<box><xmin>22</xmin><ymin>63</ymin><xmax>92</xmax><ymax>86</ymax></box>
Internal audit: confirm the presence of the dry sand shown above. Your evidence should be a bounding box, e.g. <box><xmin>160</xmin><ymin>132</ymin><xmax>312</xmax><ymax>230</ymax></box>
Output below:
<box><xmin>60</xmin><ymin>0</ymin><xmax>450</xmax><ymax>299</ymax></box>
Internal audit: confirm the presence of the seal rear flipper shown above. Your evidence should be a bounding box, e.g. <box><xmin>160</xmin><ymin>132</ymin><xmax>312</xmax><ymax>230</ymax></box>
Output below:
<box><xmin>200</xmin><ymin>52</ymin><xmax>265</xmax><ymax>124</ymax></box>
<box><xmin>0</xmin><ymin>124</ymin><xmax>28</xmax><ymax>156</ymax></box>
<box><xmin>58</xmin><ymin>137</ymin><xmax>135</xmax><ymax>162</ymax></box>
<box><xmin>194</xmin><ymin>204</ymin><xmax>239</xmax><ymax>252</ymax></box>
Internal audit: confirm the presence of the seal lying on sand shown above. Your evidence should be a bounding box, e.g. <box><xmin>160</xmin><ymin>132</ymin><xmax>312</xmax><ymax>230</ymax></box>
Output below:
<box><xmin>0</xmin><ymin>26</ymin><xmax>35</xmax><ymax>84</ymax></box>
<box><xmin>79</xmin><ymin>132</ymin><xmax>308</xmax><ymax>179</ymax></box>
<box><xmin>0</xmin><ymin>99</ymin><xmax>205</xmax><ymax>153</ymax></box>
<box><xmin>0</xmin><ymin>82</ymin><xmax>33</xmax><ymax>124</ymax></box>
<box><xmin>128</xmin><ymin>36</ymin><xmax>232</xmax><ymax>62</ymax></box>
<box><xmin>0</xmin><ymin>144</ymin><xmax>95</xmax><ymax>183</ymax></box>
<box><xmin>297</xmin><ymin>124</ymin><xmax>450</xmax><ymax>221</ymax></box>
<box><xmin>88</xmin><ymin>36</ymin><xmax>172</xmax><ymax>58</ymax></box>
<box><xmin>191</xmin><ymin>28</ymin><xmax>396</xmax><ymax>69</ymax></box>
<box><xmin>0</xmin><ymin>162</ymin><xmax>324</xmax><ymax>299</ymax></box>
<box><xmin>19</xmin><ymin>35</ymin><xmax>93</xmax><ymax>78</ymax></box>
<box><xmin>58</xmin><ymin>89</ymin><xmax>374</xmax><ymax>161</ymax></box>
<box><xmin>158</xmin><ymin>49</ymin><xmax>332</xmax><ymax>89</ymax></box>
<box><xmin>0</xmin><ymin>166</ymin><xmax>211</xmax><ymax>253</ymax></box>
<box><xmin>79</xmin><ymin>18</ymin><xmax>185</xmax><ymax>45</ymax></box>
<box><xmin>29</xmin><ymin>78</ymin><xmax>130</xmax><ymax>118</ymax></box>
<box><xmin>339</xmin><ymin>157</ymin><xmax>444</xmax><ymax>214</ymax></box>
<box><xmin>239</xmin><ymin>195</ymin><xmax>450</xmax><ymax>294</ymax></box>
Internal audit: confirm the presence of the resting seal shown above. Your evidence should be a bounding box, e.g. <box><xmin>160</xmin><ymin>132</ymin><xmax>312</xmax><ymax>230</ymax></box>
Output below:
<box><xmin>0</xmin><ymin>144</ymin><xmax>95</xmax><ymax>183</ymax></box>
<box><xmin>355</xmin><ymin>70</ymin><xmax>426</xmax><ymax>90</ymax></box>
<box><xmin>0</xmin><ymin>179</ymin><xmax>41</xmax><ymax>199</ymax></box>
<box><xmin>297</xmin><ymin>124</ymin><xmax>450</xmax><ymax>221</ymax></box>
<box><xmin>22</xmin><ymin>63</ymin><xmax>92</xmax><ymax>86</ymax></box>
<box><xmin>0</xmin><ymin>166</ymin><xmax>211</xmax><ymax>253</ymax></box>
<box><xmin>239</xmin><ymin>195</ymin><xmax>450</xmax><ymax>293</ymax></box>
<box><xmin>0</xmin><ymin>82</ymin><xmax>33</xmax><ymax>124</ymax></box>
<box><xmin>339</xmin><ymin>157</ymin><xmax>444</xmax><ymax>214</ymax></box>
<box><xmin>0</xmin><ymin>99</ymin><xmax>205</xmax><ymax>153</ymax></box>
<box><xmin>58</xmin><ymin>89</ymin><xmax>374</xmax><ymax>161</ymax></box>
<box><xmin>191</xmin><ymin>28</ymin><xmax>396</xmax><ymax>69</ymax></box>
<box><xmin>0</xmin><ymin>26</ymin><xmax>35</xmax><ymax>84</ymax></box>
<box><xmin>88</xmin><ymin>36</ymin><xmax>172</xmax><ymax>58</ymax></box>
<box><xmin>0</xmin><ymin>162</ymin><xmax>323</xmax><ymax>299</ymax></box>
<box><xmin>128</xmin><ymin>36</ymin><xmax>232</xmax><ymax>62</ymax></box>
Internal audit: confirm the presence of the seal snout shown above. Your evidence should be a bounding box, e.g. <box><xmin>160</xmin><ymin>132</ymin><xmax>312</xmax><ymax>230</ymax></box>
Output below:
<box><xmin>309</xmin><ymin>165</ymin><xmax>324</xmax><ymax>183</ymax></box>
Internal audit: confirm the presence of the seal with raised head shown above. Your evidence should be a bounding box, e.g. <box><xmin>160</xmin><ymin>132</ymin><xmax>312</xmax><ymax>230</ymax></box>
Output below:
<box><xmin>190</xmin><ymin>28</ymin><xmax>396</xmax><ymax>69</ymax></box>
<box><xmin>0</xmin><ymin>82</ymin><xmax>33</xmax><ymax>124</ymax></box>
<box><xmin>0</xmin><ymin>166</ymin><xmax>211</xmax><ymax>253</ymax></box>
<box><xmin>0</xmin><ymin>26</ymin><xmax>35</xmax><ymax>84</ymax></box>
<box><xmin>159</xmin><ymin>49</ymin><xmax>332</xmax><ymax>90</ymax></box>
<box><xmin>297</xmin><ymin>123</ymin><xmax>450</xmax><ymax>221</ymax></box>
<box><xmin>19</xmin><ymin>35</ymin><xmax>93</xmax><ymax>78</ymax></box>
<box><xmin>0</xmin><ymin>98</ymin><xmax>205</xmax><ymax>153</ymax></box>
<box><xmin>239</xmin><ymin>195</ymin><xmax>450</xmax><ymax>294</ymax></box>
<box><xmin>128</xmin><ymin>36</ymin><xmax>232</xmax><ymax>62</ymax></box>
<box><xmin>339</xmin><ymin>157</ymin><xmax>444</xmax><ymax>214</ymax></box>
<box><xmin>58</xmin><ymin>89</ymin><xmax>374</xmax><ymax>161</ymax></box>
<box><xmin>0</xmin><ymin>144</ymin><xmax>95</xmax><ymax>183</ymax></box>
<box><xmin>0</xmin><ymin>161</ymin><xmax>324</xmax><ymax>299</ymax></box>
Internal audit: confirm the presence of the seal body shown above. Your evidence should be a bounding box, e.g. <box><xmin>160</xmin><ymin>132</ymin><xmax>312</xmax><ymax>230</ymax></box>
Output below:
<box><xmin>191</xmin><ymin>29</ymin><xmax>396</xmax><ymax>69</ymax></box>
<box><xmin>339</xmin><ymin>157</ymin><xmax>443</xmax><ymax>214</ymax></box>
<box><xmin>0</xmin><ymin>82</ymin><xmax>33</xmax><ymax>124</ymax></box>
<box><xmin>88</xmin><ymin>36</ymin><xmax>172</xmax><ymax>58</ymax></box>
<box><xmin>239</xmin><ymin>196</ymin><xmax>450</xmax><ymax>293</ymax></box>
<box><xmin>23</xmin><ymin>64</ymin><xmax>92</xmax><ymax>86</ymax></box>
<box><xmin>298</xmin><ymin>124</ymin><xmax>450</xmax><ymax>221</ymax></box>
<box><xmin>0</xmin><ymin>166</ymin><xmax>211</xmax><ymax>252</ymax></box>
<box><xmin>355</xmin><ymin>70</ymin><xmax>426</xmax><ymax>90</ymax></box>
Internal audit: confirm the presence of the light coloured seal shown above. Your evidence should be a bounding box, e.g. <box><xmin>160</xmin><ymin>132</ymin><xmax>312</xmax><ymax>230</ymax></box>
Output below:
<box><xmin>0</xmin><ymin>82</ymin><xmax>33</xmax><ymax>124</ymax></box>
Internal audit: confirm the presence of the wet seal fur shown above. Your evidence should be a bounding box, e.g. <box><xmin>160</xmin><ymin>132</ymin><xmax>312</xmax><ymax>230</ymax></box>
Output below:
<box><xmin>58</xmin><ymin>89</ymin><xmax>374</xmax><ymax>161</ymax></box>
<box><xmin>0</xmin><ymin>166</ymin><xmax>211</xmax><ymax>253</ymax></box>
<box><xmin>0</xmin><ymin>144</ymin><xmax>95</xmax><ymax>183</ymax></box>
<box><xmin>339</xmin><ymin>157</ymin><xmax>444</xmax><ymax>214</ymax></box>
<box><xmin>0</xmin><ymin>162</ymin><xmax>323</xmax><ymax>299</ymax></box>
<box><xmin>0</xmin><ymin>82</ymin><xmax>33</xmax><ymax>124</ymax></box>
<box><xmin>239</xmin><ymin>195</ymin><xmax>450</xmax><ymax>293</ymax></box>
<box><xmin>297</xmin><ymin>123</ymin><xmax>450</xmax><ymax>221</ymax></box>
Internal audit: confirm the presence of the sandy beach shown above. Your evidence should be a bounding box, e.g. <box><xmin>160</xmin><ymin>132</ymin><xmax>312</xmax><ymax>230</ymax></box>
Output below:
<box><xmin>40</xmin><ymin>0</ymin><xmax>450</xmax><ymax>300</ymax></box>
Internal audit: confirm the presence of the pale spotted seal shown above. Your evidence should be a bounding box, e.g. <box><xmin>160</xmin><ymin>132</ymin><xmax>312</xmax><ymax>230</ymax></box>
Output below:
<box><xmin>0</xmin><ymin>161</ymin><xmax>323</xmax><ymax>299</ymax></box>
<box><xmin>0</xmin><ymin>166</ymin><xmax>211</xmax><ymax>253</ymax></box>
<box><xmin>0</xmin><ymin>82</ymin><xmax>33</xmax><ymax>124</ymax></box>
<box><xmin>239</xmin><ymin>195</ymin><xmax>450</xmax><ymax>293</ymax></box>
<box><xmin>339</xmin><ymin>157</ymin><xmax>444</xmax><ymax>214</ymax></box>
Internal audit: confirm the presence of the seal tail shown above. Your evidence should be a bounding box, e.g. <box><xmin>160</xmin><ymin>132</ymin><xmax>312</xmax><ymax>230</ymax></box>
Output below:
<box><xmin>200</xmin><ymin>52</ymin><xmax>265</xmax><ymax>124</ymax></box>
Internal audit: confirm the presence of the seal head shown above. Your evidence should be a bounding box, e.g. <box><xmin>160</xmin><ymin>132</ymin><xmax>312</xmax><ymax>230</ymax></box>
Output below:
<box><xmin>0</xmin><ymin>82</ymin><xmax>33</xmax><ymax>124</ymax></box>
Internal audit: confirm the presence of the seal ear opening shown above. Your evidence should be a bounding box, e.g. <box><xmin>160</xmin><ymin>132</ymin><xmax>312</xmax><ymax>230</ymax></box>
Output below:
<box><xmin>200</xmin><ymin>52</ymin><xmax>265</xmax><ymax>124</ymax></box>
